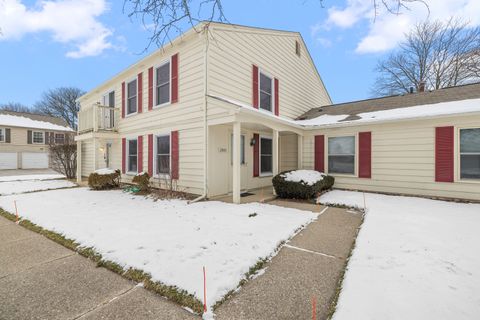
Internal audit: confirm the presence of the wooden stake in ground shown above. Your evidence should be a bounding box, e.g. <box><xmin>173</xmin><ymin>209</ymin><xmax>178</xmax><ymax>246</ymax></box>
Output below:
<box><xmin>363</xmin><ymin>192</ymin><xmax>367</xmax><ymax>211</ymax></box>
<box><xmin>203</xmin><ymin>266</ymin><xmax>207</xmax><ymax>313</ymax></box>
<box><xmin>312</xmin><ymin>295</ymin><xmax>316</xmax><ymax>319</ymax></box>
<box><xmin>14</xmin><ymin>200</ymin><xmax>19</xmax><ymax>224</ymax></box>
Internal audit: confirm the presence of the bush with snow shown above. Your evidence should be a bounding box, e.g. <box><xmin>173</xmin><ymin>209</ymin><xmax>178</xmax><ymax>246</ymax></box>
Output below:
<box><xmin>132</xmin><ymin>172</ymin><xmax>150</xmax><ymax>192</ymax></box>
<box><xmin>88</xmin><ymin>169</ymin><xmax>121</xmax><ymax>190</ymax></box>
<box><xmin>273</xmin><ymin>170</ymin><xmax>334</xmax><ymax>199</ymax></box>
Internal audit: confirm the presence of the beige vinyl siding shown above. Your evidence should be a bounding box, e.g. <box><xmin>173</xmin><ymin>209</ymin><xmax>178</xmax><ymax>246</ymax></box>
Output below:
<box><xmin>279</xmin><ymin>133</ymin><xmax>298</xmax><ymax>172</ymax></box>
<box><xmin>303</xmin><ymin>114</ymin><xmax>480</xmax><ymax>201</ymax></box>
<box><xmin>208</xmin><ymin>26</ymin><xmax>330</xmax><ymax>120</ymax></box>
<box><xmin>81</xmin><ymin>140</ymin><xmax>94</xmax><ymax>177</ymax></box>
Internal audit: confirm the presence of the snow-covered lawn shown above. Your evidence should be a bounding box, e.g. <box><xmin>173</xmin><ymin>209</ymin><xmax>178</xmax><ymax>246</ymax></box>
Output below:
<box><xmin>0</xmin><ymin>179</ymin><xmax>76</xmax><ymax>196</ymax></box>
<box><xmin>0</xmin><ymin>188</ymin><xmax>316</xmax><ymax>309</ymax></box>
<box><xmin>319</xmin><ymin>190</ymin><xmax>480</xmax><ymax>320</ymax></box>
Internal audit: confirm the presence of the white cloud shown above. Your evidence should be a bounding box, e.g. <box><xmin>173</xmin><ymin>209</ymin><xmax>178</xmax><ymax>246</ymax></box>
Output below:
<box><xmin>0</xmin><ymin>0</ymin><xmax>113</xmax><ymax>58</ymax></box>
<box><xmin>314</xmin><ymin>0</ymin><xmax>480</xmax><ymax>54</ymax></box>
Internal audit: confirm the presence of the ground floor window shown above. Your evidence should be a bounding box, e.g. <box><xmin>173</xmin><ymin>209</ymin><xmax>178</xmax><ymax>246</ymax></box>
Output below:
<box><xmin>460</xmin><ymin>128</ymin><xmax>480</xmax><ymax>179</ymax></box>
<box><xmin>33</xmin><ymin>131</ymin><xmax>44</xmax><ymax>144</ymax></box>
<box><xmin>328</xmin><ymin>136</ymin><xmax>355</xmax><ymax>174</ymax></box>
<box><xmin>231</xmin><ymin>134</ymin><xmax>245</xmax><ymax>165</ymax></box>
<box><xmin>127</xmin><ymin>139</ymin><xmax>138</xmax><ymax>173</ymax></box>
<box><xmin>156</xmin><ymin>134</ymin><xmax>170</xmax><ymax>175</ymax></box>
<box><xmin>55</xmin><ymin>133</ymin><xmax>65</xmax><ymax>144</ymax></box>
<box><xmin>260</xmin><ymin>136</ymin><xmax>273</xmax><ymax>175</ymax></box>
<box><xmin>0</xmin><ymin>128</ymin><xmax>4</xmax><ymax>142</ymax></box>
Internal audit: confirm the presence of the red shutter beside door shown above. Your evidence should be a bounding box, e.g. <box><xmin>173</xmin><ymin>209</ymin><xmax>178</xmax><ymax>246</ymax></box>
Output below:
<box><xmin>121</xmin><ymin>82</ymin><xmax>126</xmax><ymax>118</ymax></box>
<box><xmin>121</xmin><ymin>138</ymin><xmax>126</xmax><ymax>174</ymax></box>
<box><xmin>314</xmin><ymin>135</ymin><xmax>325</xmax><ymax>172</ymax></box>
<box><xmin>138</xmin><ymin>136</ymin><xmax>143</xmax><ymax>173</ymax></box>
<box><xmin>252</xmin><ymin>65</ymin><xmax>259</xmax><ymax>109</ymax></box>
<box><xmin>171</xmin><ymin>131</ymin><xmax>179</xmax><ymax>179</ymax></box>
<box><xmin>148</xmin><ymin>134</ymin><xmax>153</xmax><ymax>176</ymax></box>
<box><xmin>137</xmin><ymin>73</ymin><xmax>143</xmax><ymax>113</ymax></box>
<box><xmin>274</xmin><ymin>78</ymin><xmax>279</xmax><ymax>116</ymax></box>
<box><xmin>171</xmin><ymin>54</ymin><xmax>179</xmax><ymax>103</ymax></box>
<box><xmin>435</xmin><ymin>126</ymin><xmax>454</xmax><ymax>182</ymax></box>
<box><xmin>359</xmin><ymin>132</ymin><xmax>372</xmax><ymax>178</ymax></box>
<box><xmin>148</xmin><ymin>67</ymin><xmax>154</xmax><ymax>110</ymax></box>
<box><xmin>253</xmin><ymin>133</ymin><xmax>260</xmax><ymax>177</ymax></box>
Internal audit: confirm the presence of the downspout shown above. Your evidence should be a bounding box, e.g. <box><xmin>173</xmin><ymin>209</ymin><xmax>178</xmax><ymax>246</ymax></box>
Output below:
<box><xmin>189</xmin><ymin>24</ymin><xmax>209</xmax><ymax>204</ymax></box>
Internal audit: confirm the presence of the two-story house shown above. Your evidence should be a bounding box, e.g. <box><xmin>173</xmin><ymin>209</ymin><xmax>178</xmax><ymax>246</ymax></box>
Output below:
<box><xmin>76</xmin><ymin>22</ymin><xmax>480</xmax><ymax>202</ymax></box>
<box><xmin>0</xmin><ymin>111</ymin><xmax>74</xmax><ymax>169</ymax></box>
<box><xmin>76</xmin><ymin>22</ymin><xmax>331</xmax><ymax>203</ymax></box>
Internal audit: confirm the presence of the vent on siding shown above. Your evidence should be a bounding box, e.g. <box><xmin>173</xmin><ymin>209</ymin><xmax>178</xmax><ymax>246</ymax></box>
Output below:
<box><xmin>295</xmin><ymin>40</ymin><xmax>301</xmax><ymax>57</ymax></box>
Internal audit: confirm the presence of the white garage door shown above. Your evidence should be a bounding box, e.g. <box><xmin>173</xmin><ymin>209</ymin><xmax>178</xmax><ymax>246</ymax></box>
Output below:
<box><xmin>22</xmin><ymin>152</ymin><xmax>49</xmax><ymax>169</ymax></box>
<box><xmin>0</xmin><ymin>153</ymin><xmax>18</xmax><ymax>169</ymax></box>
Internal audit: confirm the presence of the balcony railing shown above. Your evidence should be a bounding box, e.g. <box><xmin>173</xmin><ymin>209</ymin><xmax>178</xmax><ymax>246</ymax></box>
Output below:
<box><xmin>78</xmin><ymin>104</ymin><xmax>119</xmax><ymax>134</ymax></box>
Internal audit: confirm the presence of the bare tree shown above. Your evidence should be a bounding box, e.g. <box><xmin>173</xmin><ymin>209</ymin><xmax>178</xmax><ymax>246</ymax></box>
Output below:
<box><xmin>0</xmin><ymin>102</ymin><xmax>36</xmax><ymax>113</ymax></box>
<box><xmin>372</xmin><ymin>18</ymin><xmax>480</xmax><ymax>96</ymax></box>
<box><xmin>49</xmin><ymin>134</ymin><xmax>77</xmax><ymax>179</ymax></box>
<box><xmin>124</xmin><ymin>0</ymin><xmax>427</xmax><ymax>50</ymax></box>
<box><xmin>34</xmin><ymin>87</ymin><xmax>85</xmax><ymax>130</ymax></box>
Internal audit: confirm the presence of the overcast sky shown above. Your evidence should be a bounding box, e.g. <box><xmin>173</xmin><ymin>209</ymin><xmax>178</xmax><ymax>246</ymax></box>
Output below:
<box><xmin>1</xmin><ymin>0</ymin><xmax>479</xmax><ymax>106</ymax></box>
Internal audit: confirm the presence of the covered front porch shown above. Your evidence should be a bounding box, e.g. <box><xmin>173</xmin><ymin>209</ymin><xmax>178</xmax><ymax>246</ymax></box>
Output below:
<box><xmin>207</xmin><ymin>111</ymin><xmax>304</xmax><ymax>204</ymax></box>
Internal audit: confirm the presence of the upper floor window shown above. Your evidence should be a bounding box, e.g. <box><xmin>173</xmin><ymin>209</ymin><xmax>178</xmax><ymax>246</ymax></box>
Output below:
<box><xmin>128</xmin><ymin>138</ymin><xmax>138</xmax><ymax>173</ymax></box>
<box><xmin>55</xmin><ymin>133</ymin><xmax>65</xmax><ymax>144</ymax></box>
<box><xmin>127</xmin><ymin>79</ymin><xmax>137</xmax><ymax>115</ymax></box>
<box><xmin>259</xmin><ymin>72</ymin><xmax>273</xmax><ymax>112</ymax></box>
<box><xmin>0</xmin><ymin>128</ymin><xmax>4</xmax><ymax>142</ymax></box>
<box><xmin>460</xmin><ymin>128</ymin><xmax>480</xmax><ymax>179</ymax></box>
<box><xmin>328</xmin><ymin>136</ymin><xmax>355</xmax><ymax>175</ymax></box>
<box><xmin>33</xmin><ymin>131</ymin><xmax>44</xmax><ymax>144</ymax></box>
<box><xmin>103</xmin><ymin>90</ymin><xmax>115</xmax><ymax>107</ymax></box>
<box><xmin>156</xmin><ymin>62</ymin><xmax>170</xmax><ymax>106</ymax></box>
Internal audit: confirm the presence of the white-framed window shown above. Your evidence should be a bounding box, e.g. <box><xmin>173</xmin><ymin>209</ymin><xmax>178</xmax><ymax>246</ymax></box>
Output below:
<box><xmin>155</xmin><ymin>134</ymin><xmax>171</xmax><ymax>175</ymax></box>
<box><xmin>230</xmin><ymin>134</ymin><xmax>245</xmax><ymax>165</ymax></box>
<box><xmin>33</xmin><ymin>131</ymin><xmax>44</xmax><ymax>144</ymax></box>
<box><xmin>460</xmin><ymin>128</ymin><xmax>480</xmax><ymax>180</ymax></box>
<box><xmin>328</xmin><ymin>136</ymin><xmax>356</xmax><ymax>175</ymax></box>
<box><xmin>127</xmin><ymin>79</ymin><xmax>137</xmax><ymax>115</ymax></box>
<box><xmin>0</xmin><ymin>128</ymin><xmax>4</xmax><ymax>142</ymax></box>
<box><xmin>127</xmin><ymin>138</ymin><xmax>138</xmax><ymax>173</ymax></box>
<box><xmin>260</xmin><ymin>136</ymin><xmax>273</xmax><ymax>175</ymax></box>
<box><xmin>102</xmin><ymin>90</ymin><xmax>115</xmax><ymax>107</ymax></box>
<box><xmin>155</xmin><ymin>61</ymin><xmax>171</xmax><ymax>106</ymax></box>
<box><xmin>259</xmin><ymin>71</ymin><xmax>273</xmax><ymax>112</ymax></box>
<box><xmin>55</xmin><ymin>133</ymin><xmax>65</xmax><ymax>144</ymax></box>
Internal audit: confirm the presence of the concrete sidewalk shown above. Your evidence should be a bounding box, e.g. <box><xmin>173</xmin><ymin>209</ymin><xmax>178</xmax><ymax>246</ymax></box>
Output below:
<box><xmin>0</xmin><ymin>216</ymin><xmax>199</xmax><ymax>320</ymax></box>
<box><xmin>215</xmin><ymin>204</ymin><xmax>363</xmax><ymax>320</ymax></box>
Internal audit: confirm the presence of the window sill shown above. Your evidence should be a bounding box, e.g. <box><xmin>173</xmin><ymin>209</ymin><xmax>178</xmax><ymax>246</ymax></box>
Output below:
<box><xmin>329</xmin><ymin>173</ymin><xmax>357</xmax><ymax>178</ymax></box>
<box><xmin>259</xmin><ymin>172</ymin><xmax>273</xmax><ymax>177</ymax></box>
<box><xmin>153</xmin><ymin>101</ymin><xmax>171</xmax><ymax>109</ymax></box>
<box><xmin>125</xmin><ymin>112</ymin><xmax>138</xmax><ymax>118</ymax></box>
<box><xmin>456</xmin><ymin>178</ymin><xmax>480</xmax><ymax>184</ymax></box>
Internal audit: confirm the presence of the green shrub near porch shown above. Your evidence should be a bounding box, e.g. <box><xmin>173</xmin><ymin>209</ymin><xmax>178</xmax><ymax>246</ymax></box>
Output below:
<box><xmin>272</xmin><ymin>170</ymin><xmax>334</xmax><ymax>199</ymax></box>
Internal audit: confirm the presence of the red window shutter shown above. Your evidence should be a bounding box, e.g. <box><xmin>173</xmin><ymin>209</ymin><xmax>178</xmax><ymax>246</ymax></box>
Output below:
<box><xmin>121</xmin><ymin>82</ymin><xmax>126</xmax><ymax>118</ymax></box>
<box><xmin>435</xmin><ymin>126</ymin><xmax>454</xmax><ymax>182</ymax></box>
<box><xmin>148</xmin><ymin>134</ymin><xmax>153</xmax><ymax>176</ymax></box>
<box><xmin>274</xmin><ymin>78</ymin><xmax>279</xmax><ymax>116</ymax></box>
<box><xmin>138</xmin><ymin>135</ymin><xmax>143</xmax><ymax>173</ymax></box>
<box><xmin>137</xmin><ymin>73</ymin><xmax>143</xmax><ymax>113</ymax></box>
<box><xmin>148</xmin><ymin>67</ymin><xmax>153</xmax><ymax>110</ymax></box>
<box><xmin>359</xmin><ymin>132</ymin><xmax>372</xmax><ymax>178</ymax></box>
<box><xmin>314</xmin><ymin>135</ymin><xmax>325</xmax><ymax>172</ymax></box>
<box><xmin>121</xmin><ymin>138</ymin><xmax>126</xmax><ymax>174</ymax></box>
<box><xmin>253</xmin><ymin>133</ymin><xmax>260</xmax><ymax>177</ymax></box>
<box><xmin>252</xmin><ymin>65</ymin><xmax>259</xmax><ymax>109</ymax></box>
<box><xmin>171</xmin><ymin>131</ymin><xmax>179</xmax><ymax>179</ymax></box>
<box><xmin>171</xmin><ymin>54</ymin><xmax>179</xmax><ymax>103</ymax></box>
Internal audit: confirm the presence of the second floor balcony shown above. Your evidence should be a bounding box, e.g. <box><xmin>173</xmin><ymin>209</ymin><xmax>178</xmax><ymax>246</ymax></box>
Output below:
<box><xmin>78</xmin><ymin>104</ymin><xmax>119</xmax><ymax>134</ymax></box>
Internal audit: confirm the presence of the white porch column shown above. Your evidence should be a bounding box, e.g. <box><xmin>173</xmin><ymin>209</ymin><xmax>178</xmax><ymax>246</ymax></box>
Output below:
<box><xmin>93</xmin><ymin>138</ymin><xmax>97</xmax><ymax>171</ymax></box>
<box><xmin>297</xmin><ymin>135</ymin><xmax>303</xmax><ymax>169</ymax></box>
<box><xmin>232</xmin><ymin>122</ymin><xmax>241</xmax><ymax>204</ymax></box>
<box><xmin>272</xmin><ymin>129</ymin><xmax>279</xmax><ymax>195</ymax></box>
<box><xmin>76</xmin><ymin>140</ymin><xmax>82</xmax><ymax>183</ymax></box>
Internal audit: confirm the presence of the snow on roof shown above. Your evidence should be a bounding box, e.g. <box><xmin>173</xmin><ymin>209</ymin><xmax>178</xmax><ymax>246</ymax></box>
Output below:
<box><xmin>0</xmin><ymin>114</ymin><xmax>73</xmax><ymax>131</ymax></box>
<box><xmin>296</xmin><ymin>98</ymin><xmax>480</xmax><ymax>127</ymax></box>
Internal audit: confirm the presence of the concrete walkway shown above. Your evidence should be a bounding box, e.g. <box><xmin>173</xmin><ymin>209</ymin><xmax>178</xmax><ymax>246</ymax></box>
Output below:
<box><xmin>215</xmin><ymin>203</ymin><xmax>363</xmax><ymax>320</ymax></box>
<box><xmin>0</xmin><ymin>216</ymin><xmax>198</xmax><ymax>320</ymax></box>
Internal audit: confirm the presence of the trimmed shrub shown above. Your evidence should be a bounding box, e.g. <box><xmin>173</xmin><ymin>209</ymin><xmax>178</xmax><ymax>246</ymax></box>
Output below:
<box><xmin>88</xmin><ymin>169</ymin><xmax>121</xmax><ymax>190</ymax></box>
<box><xmin>272</xmin><ymin>170</ymin><xmax>334</xmax><ymax>199</ymax></box>
<box><xmin>132</xmin><ymin>172</ymin><xmax>151</xmax><ymax>192</ymax></box>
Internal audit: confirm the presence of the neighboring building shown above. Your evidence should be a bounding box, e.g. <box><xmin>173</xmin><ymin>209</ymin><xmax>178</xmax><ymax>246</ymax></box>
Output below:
<box><xmin>0</xmin><ymin>111</ymin><xmax>74</xmax><ymax>169</ymax></box>
<box><xmin>76</xmin><ymin>22</ymin><xmax>480</xmax><ymax>202</ymax></box>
